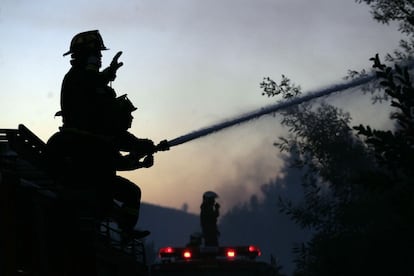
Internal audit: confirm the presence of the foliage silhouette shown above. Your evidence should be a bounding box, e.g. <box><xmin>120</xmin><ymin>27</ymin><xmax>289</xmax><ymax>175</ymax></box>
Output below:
<box><xmin>264</xmin><ymin>68</ymin><xmax>413</xmax><ymax>276</ymax></box>
<box><xmin>216</xmin><ymin>2</ymin><xmax>414</xmax><ymax>275</ymax></box>
<box><xmin>260</xmin><ymin>2</ymin><xmax>414</xmax><ymax>273</ymax></box>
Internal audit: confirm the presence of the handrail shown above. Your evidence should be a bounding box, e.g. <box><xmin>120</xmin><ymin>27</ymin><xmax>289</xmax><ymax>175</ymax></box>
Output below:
<box><xmin>99</xmin><ymin>219</ymin><xmax>146</xmax><ymax>264</ymax></box>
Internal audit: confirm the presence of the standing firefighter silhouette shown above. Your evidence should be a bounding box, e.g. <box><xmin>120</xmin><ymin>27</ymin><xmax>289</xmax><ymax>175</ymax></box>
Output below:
<box><xmin>45</xmin><ymin>30</ymin><xmax>169</xmax><ymax>274</ymax></box>
<box><xmin>200</xmin><ymin>191</ymin><xmax>220</xmax><ymax>246</ymax></box>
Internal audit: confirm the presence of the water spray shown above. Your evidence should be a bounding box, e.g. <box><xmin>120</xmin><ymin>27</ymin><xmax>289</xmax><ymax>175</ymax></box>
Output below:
<box><xmin>156</xmin><ymin>73</ymin><xmax>376</xmax><ymax>150</ymax></box>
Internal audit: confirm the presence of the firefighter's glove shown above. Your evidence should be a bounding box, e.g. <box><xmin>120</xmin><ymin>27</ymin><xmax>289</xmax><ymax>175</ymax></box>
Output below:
<box><xmin>136</xmin><ymin>138</ymin><xmax>156</xmax><ymax>155</ymax></box>
<box><xmin>111</xmin><ymin>51</ymin><xmax>124</xmax><ymax>71</ymax></box>
<box><xmin>156</xmin><ymin>140</ymin><xmax>170</xmax><ymax>152</ymax></box>
<box><xmin>104</xmin><ymin>51</ymin><xmax>124</xmax><ymax>81</ymax></box>
<box><xmin>141</xmin><ymin>154</ymin><xmax>154</xmax><ymax>168</ymax></box>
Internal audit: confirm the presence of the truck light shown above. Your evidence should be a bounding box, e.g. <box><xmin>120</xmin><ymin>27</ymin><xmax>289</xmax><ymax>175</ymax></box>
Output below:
<box><xmin>159</xmin><ymin>247</ymin><xmax>175</xmax><ymax>257</ymax></box>
<box><xmin>161</xmin><ymin>247</ymin><xmax>174</xmax><ymax>253</ymax></box>
<box><xmin>248</xmin><ymin>245</ymin><xmax>261</xmax><ymax>257</ymax></box>
<box><xmin>183</xmin><ymin>249</ymin><xmax>192</xmax><ymax>259</ymax></box>
<box><xmin>158</xmin><ymin>245</ymin><xmax>262</xmax><ymax>262</ymax></box>
<box><xmin>225</xmin><ymin>248</ymin><xmax>236</xmax><ymax>258</ymax></box>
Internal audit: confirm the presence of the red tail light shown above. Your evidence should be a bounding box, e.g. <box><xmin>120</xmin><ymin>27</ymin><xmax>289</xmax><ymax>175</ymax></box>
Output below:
<box><xmin>159</xmin><ymin>247</ymin><xmax>175</xmax><ymax>258</ymax></box>
<box><xmin>183</xmin><ymin>249</ymin><xmax>192</xmax><ymax>259</ymax></box>
<box><xmin>160</xmin><ymin>247</ymin><xmax>174</xmax><ymax>254</ymax></box>
<box><xmin>225</xmin><ymin>248</ymin><xmax>236</xmax><ymax>258</ymax></box>
<box><xmin>248</xmin><ymin>245</ymin><xmax>261</xmax><ymax>256</ymax></box>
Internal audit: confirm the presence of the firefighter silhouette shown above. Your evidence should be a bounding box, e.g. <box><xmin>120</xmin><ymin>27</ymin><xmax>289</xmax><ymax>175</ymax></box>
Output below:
<box><xmin>46</xmin><ymin>30</ymin><xmax>169</xmax><ymax>247</ymax></box>
<box><xmin>200</xmin><ymin>191</ymin><xmax>220</xmax><ymax>246</ymax></box>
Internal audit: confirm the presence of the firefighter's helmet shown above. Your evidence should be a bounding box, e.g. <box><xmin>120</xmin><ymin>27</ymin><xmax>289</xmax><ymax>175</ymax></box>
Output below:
<box><xmin>63</xmin><ymin>30</ymin><xmax>108</xmax><ymax>56</ymax></box>
<box><xmin>116</xmin><ymin>94</ymin><xmax>137</xmax><ymax>113</ymax></box>
<box><xmin>203</xmin><ymin>191</ymin><xmax>218</xmax><ymax>200</ymax></box>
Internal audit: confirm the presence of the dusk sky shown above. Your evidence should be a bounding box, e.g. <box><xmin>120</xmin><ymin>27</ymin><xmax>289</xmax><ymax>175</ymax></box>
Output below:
<box><xmin>0</xmin><ymin>0</ymin><xmax>404</xmax><ymax>214</ymax></box>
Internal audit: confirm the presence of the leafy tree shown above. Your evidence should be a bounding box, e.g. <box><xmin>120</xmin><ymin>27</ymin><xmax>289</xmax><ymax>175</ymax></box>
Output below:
<box><xmin>356</xmin><ymin>0</ymin><xmax>414</xmax><ymax>35</ymax></box>
<box><xmin>262</xmin><ymin>77</ymin><xmax>385</xmax><ymax>275</ymax></box>
<box><xmin>264</xmin><ymin>63</ymin><xmax>414</xmax><ymax>275</ymax></box>
<box><xmin>260</xmin><ymin>2</ymin><xmax>414</xmax><ymax>272</ymax></box>
<box><xmin>353</xmin><ymin>56</ymin><xmax>414</xmax><ymax>267</ymax></box>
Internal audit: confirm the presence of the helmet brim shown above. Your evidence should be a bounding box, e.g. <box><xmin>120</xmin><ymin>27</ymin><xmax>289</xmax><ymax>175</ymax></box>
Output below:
<box><xmin>62</xmin><ymin>47</ymin><xmax>109</xmax><ymax>57</ymax></box>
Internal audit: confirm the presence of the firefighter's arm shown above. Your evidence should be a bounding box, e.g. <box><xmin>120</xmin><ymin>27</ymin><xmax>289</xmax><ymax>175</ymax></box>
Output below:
<box><xmin>116</xmin><ymin>131</ymin><xmax>170</xmax><ymax>155</ymax></box>
<box><xmin>214</xmin><ymin>202</ymin><xmax>220</xmax><ymax>217</ymax></box>
<box><xmin>116</xmin><ymin>153</ymin><xmax>154</xmax><ymax>171</ymax></box>
<box><xmin>115</xmin><ymin>139</ymin><xmax>169</xmax><ymax>171</ymax></box>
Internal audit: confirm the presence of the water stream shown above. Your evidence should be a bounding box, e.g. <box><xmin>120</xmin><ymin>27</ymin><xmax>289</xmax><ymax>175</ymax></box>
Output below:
<box><xmin>167</xmin><ymin>73</ymin><xmax>375</xmax><ymax>148</ymax></box>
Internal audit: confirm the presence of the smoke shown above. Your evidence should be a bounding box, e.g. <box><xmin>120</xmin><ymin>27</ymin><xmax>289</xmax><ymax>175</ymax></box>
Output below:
<box><xmin>212</xmin><ymin>130</ymin><xmax>282</xmax><ymax>214</ymax></box>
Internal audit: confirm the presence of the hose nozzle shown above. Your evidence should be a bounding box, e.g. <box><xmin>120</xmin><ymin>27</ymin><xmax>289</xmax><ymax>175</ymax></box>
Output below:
<box><xmin>155</xmin><ymin>140</ymin><xmax>170</xmax><ymax>152</ymax></box>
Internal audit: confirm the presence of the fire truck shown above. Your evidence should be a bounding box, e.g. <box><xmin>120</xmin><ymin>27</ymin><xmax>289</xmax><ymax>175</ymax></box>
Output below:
<box><xmin>0</xmin><ymin>124</ymin><xmax>148</xmax><ymax>276</ymax></box>
<box><xmin>150</xmin><ymin>244</ymin><xmax>279</xmax><ymax>276</ymax></box>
